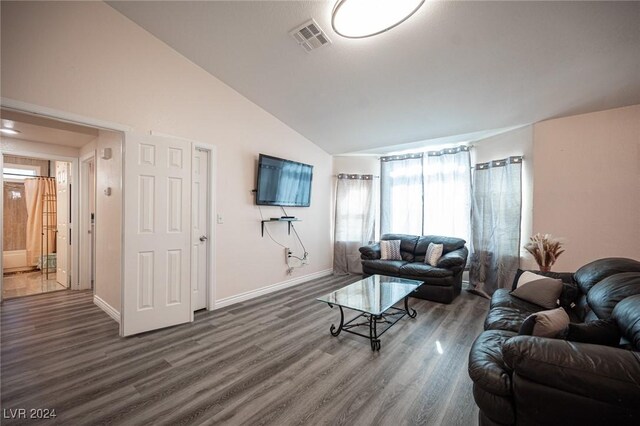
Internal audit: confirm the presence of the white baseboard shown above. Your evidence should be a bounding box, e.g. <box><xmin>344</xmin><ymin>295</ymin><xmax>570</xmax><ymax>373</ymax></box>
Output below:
<box><xmin>214</xmin><ymin>268</ymin><xmax>333</xmax><ymax>309</ymax></box>
<box><xmin>93</xmin><ymin>295</ymin><xmax>121</xmax><ymax>324</ymax></box>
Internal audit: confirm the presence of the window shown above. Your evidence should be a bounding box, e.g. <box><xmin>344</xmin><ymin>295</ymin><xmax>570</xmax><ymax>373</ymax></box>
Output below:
<box><xmin>3</xmin><ymin>163</ymin><xmax>41</xmax><ymax>182</ymax></box>
<box><xmin>380</xmin><ymin>147</ymin><xmax>471</xmax><ymax>242</ymax></box>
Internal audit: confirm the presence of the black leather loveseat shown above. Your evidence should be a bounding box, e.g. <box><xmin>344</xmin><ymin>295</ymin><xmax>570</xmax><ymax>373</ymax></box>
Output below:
<box><xmin>468</xmin><ymin>257</ymin><xmax>640</xmax><ymax>426</ymax></box>
<box><xmin>359</xmin><ymin>233</ymin><xmax>468</xmax><ymax>303</ymax></box>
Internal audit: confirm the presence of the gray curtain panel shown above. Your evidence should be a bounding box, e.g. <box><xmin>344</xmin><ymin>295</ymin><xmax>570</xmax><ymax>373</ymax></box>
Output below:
<box><xmin>333</xmin><ymin>174</ymin><xmax>376</xmax><ymax>275</ymax></box>
<box><xmin>380</xmin><ymin>154</ymin><xmax>423</xmax><ymax>235</ymax></box>
<box><xmin>469</xmin><ymin>157</ymin><xmax>523</xmax><ymax>297</ymax></box>
<box><xmin>423</xmin><ymin>146</ymin><xmax>471</xmax><ymax>242</ymax></box>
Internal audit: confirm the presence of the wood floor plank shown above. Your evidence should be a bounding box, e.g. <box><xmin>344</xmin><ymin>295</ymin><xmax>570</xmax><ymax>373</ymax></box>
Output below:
<box><xmin>1</xmin><ymin>276</ymin><xmax>488</xmax><ymax>425</ymax></box>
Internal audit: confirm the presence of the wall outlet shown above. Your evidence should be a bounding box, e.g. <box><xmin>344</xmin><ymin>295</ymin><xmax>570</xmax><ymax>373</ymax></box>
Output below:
<box><xmin>285</xmin><ymin>247</ymin><xmax>291</xmax><ymax>263</ymax></box>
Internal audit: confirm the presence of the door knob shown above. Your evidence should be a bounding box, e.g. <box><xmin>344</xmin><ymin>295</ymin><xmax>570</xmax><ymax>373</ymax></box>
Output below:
<box><xmin>199</xmin><ymin>235</ymin><xmax>208</xmax><ymax>242</ymax></box>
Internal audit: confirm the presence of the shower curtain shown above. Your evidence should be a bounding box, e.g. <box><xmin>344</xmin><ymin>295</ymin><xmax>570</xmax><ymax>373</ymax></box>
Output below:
<box><xmin>24</xmin><ymin>177</ymin><xmax>56</xmax><ymax>267</ymax></box>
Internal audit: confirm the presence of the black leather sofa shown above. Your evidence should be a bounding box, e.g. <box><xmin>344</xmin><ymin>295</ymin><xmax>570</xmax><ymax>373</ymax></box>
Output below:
<box><xmin>468</xmin><ymin>257</ymin><xmax>640</xmax><ymax>426</ymax></box>
<box><xmin>359</xmin><ymin>233</ymin><xmax>468</xmax><ymax>303</ymax></box>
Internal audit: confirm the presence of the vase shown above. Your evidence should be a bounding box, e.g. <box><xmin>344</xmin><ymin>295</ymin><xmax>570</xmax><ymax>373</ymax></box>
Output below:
<box><xmin>539</xmin><ymin>265</ymin><xmax>551</xmax><ymax>272</ymax></box>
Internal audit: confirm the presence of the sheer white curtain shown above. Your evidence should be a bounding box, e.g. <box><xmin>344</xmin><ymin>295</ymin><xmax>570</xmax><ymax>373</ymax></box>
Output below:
<box><xmin>469</xmin><ymin>157</ymin><xmax>523</xmax><ymax>297</ymax></box>
<box><xmin>334</xmin><ymin>174</ymin><xmax>376</xmax><ymax>275</ymax></box>
<box><xmin>380</xmin><ymin>154</ymin><xmax>423</xmax><ymax>235</ymax></box>
<box><xmin>423</xmin><ymin>147</ymin><xmax>471</xmax><ymax>242</ymax></box>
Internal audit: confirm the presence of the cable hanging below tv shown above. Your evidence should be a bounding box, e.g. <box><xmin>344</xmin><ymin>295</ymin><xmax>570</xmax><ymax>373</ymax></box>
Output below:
<box><xmin>255</xmin><ymin>154</ymin><xmax>313</xmax><ymax>207</ymax></box>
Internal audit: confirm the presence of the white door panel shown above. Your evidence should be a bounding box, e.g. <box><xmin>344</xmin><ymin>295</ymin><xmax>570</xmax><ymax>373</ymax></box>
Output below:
<box><xmin>191</xmin><ymin>149</ymin><xmax>209</xmax><ymax>311</ymax></box>
<box><xmin>56</xmin><ymin>162</ymin><xmax>69</xmax><ymax>287</ymax></box>
<box><xmin>123</xmin><ymin>134</ymin><xmax>192</xmax><ymax>336</ymax></box>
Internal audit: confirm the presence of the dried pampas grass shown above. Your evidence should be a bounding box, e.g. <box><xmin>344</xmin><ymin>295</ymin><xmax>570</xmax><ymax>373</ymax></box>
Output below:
<box><xmin>524</xmin><ymin>233</ymin><xmax>565</xmax><ymax>272</ymax></box>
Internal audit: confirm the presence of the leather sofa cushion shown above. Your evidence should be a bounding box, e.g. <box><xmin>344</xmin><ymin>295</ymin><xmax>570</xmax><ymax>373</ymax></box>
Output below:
<box><xmin>469</xmin><ymin>330</ymin><xmax>517</xmax><ymax>396</ymax></box>
<box><xmin>574</xmin><ymin>257</ymin><xmax>640</xmax><ymax>295</ymax></box>
<box><xmin>359</xmin><ymin>243</ymin><xmax>381</xmax><ymax>260</ymax></box>
<box><xmin>398</xmin><ymin>263</ymin><xmax>453</xmax><ymax>283</ymax></box>
<box><xmin>565</xmin><ymin>318</ymin><xmax>621</xmax><ymax>347</ymax></box>
<box><xmin>491</xmin><ymin>288</ymin><xmax>545</xmax><ymax>312</ymax></box>
<box><xmin>436</xmin><ymin>247</ymin><xmax>468</xmax><ymax>270</ymax></box>
<box><xmin>502</xmin><ymin>336</ymin><xmax>640</xmax><ymax>407</ymax></box>
<box><xmin>491</xmin><ymin>289</ymin><xmax>582</xmax><ymax>323</ymax></box>
<box><xmin>485</xmin><ymin>305</ymin><xmax>538</xmax><ymax>333</ymax></box>
<box><xmin>613</xmin><ymin>294</ymin><xmax>640</xmax><ymax>350</ymax></box>
<box><xmin>361</xmin><ymin>260</ymin><xmax>406</xmax><ymax>276</ymax></box>
<box><xmin>587</xmin><ymin>272</ymin><xmax>640</xmax><ymax>319</ymax></box>
<box><xmin>584</xmin><ymin>310</ymin><xmax>599</xmax><ymax>322</ymax></box>
<box><xmin>511</xmin><ymin>374</ymin><xmax>640</xmax><ymax>426</ymax></box>
<box><xmin>473</xmin><ymin>384</ymin><xmax>515</xmax><ymax>425</ymax></box>
<box><xmin>414</xmin><ymin>235</ymin><xmax>466</xmax><ymax>260</ymax></box>
<box><xmin>574</xmin><ymin>294</ymin><xmax>591</xmax><ymax>322</ymax></box>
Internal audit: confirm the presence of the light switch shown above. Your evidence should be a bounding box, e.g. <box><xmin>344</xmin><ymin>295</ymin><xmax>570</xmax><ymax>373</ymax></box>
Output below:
<box><xmin>217</xmin><ymin>214</ymin><xmax>223</xmax><ymax>224</ymax></box>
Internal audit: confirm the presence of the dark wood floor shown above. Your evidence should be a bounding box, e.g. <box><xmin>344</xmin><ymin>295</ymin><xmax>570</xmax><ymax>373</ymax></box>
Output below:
<box><xmin>1</xmin><ymin>274</ymin><xmax>488</xmax><ymax>425</ymax></box>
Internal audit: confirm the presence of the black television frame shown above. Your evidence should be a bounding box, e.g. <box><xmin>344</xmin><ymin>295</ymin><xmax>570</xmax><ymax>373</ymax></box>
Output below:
<box><xmin>255</xmin><ymin>154</ymin><xmax>313</xmax><ymax>207</ymax></box>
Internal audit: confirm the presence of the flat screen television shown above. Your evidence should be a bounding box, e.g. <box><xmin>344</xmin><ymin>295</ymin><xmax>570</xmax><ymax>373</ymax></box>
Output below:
<box><xmin>256</xmin><ymin>154</ymin><xmax>313</xmax><ymax>207</ymax></box>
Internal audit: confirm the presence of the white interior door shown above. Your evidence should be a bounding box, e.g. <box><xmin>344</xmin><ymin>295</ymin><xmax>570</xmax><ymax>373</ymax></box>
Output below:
<box><xmin>78</xmin><ymin>155</ymin><xmax>95</xmax><ymax>290</ymax></box>
<box><xmin>56</xmin><ymin>161</ymin><xmax>69</xmax><ymax>287</ymax></box>
<box><xmin>191</xmin><ymin>148</ymin><xmax>209</xmax><ymax>311</ymax></box>
<box><xmin>122</xmin><ymin>133</ymin><xmax>192</xmax><ymax>336</ymax></box>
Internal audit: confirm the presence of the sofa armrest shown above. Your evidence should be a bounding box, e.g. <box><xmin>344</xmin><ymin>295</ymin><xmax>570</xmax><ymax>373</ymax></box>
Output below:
<box><xmin>359</xmin><ymin>243</ymin><xmax>381</xmax><ymax>260</ymax></box>
<box><xmin>437</xmin><ymin>246</ymin><xmax>468</xmax><ymax>271</ymax></box>
<box><xmin>502</xmin><ymin>336</ymin><xmax>640</xmax><ymax>407</ymax></box>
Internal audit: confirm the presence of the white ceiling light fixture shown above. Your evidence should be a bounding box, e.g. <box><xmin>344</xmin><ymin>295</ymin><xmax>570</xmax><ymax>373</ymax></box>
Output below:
<box><xmin>0</xmin><ymin>119</ymin><xmax>20</xmax><ymax>135</ymax></box>
<box><xmin>0</xmin><ymin>127</ymin><xmax>20</xmax><ymax>135</ymax></box>
<box><xmin>331</xmin><ymin>0</ymin><xmax>426</xmax><ymax>39</ymax></box>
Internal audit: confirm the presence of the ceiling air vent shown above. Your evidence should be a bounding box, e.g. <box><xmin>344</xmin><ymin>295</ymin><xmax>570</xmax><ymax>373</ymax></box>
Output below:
<box><xmin>290</xmin><ymin>19</ymin><xmax>331</xmax><ymax>52</ymax></box>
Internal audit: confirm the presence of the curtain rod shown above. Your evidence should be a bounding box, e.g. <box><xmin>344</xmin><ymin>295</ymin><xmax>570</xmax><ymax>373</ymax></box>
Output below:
<box><xmin>3</xmin><ymin>173</ymin><xmax>53</xmax><ymax>178</ymax></box>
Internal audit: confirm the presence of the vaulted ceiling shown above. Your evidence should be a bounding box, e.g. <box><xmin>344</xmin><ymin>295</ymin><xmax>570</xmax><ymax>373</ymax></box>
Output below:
<box><xmin>109</xmin><ymin>1</ymin><xmax>640</xmax><ymax>154</ymax></box>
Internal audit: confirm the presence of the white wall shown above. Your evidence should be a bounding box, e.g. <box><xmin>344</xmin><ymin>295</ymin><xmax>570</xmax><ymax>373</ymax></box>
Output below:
<box><xmin>473</xmin><ymin>125</ymin><xmax>536</xmax><ymax>269</ymax></box>
<box><xmin>333</xmin><ymin>156</ymin><xmax>380</xmax><ymax>176</ymax></box>
<box><xmin>533</xmin><ymin>104</ymin><xmax>640</xmax><ymax>271</ymax></box>
<box><xmin>1</xmin><ymin>1</ymin><xmax>333</xmax><ymax>303</ymax></box>
<box><xmin>94</xmin><ymin>130</ymin><xmax>122</xmax><ymax>311</ymax></box>
<box><xmin>79</xmin><ymin>139</ymin><xmax>97</xmax><ymax>157</ymax></box>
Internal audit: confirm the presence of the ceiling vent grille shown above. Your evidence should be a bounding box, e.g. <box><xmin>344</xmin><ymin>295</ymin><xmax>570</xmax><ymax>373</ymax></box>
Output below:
<box><xmin>290</xmin><ymin>19</ymin><xmax>331</xmax><ymax>52</ymax></box>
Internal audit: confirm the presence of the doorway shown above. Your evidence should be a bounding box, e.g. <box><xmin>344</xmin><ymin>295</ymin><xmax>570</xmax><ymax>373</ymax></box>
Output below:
<box><xmin>79</xmin><ymin>153</ymin><xmax>95</xmax><ymax>291</ymax></box>
<box><xmin>2</xmin><ymin>101</ymin><xmax>217</xmax><ymax>335</ymax></box>
<box><xmin>2</xmin><ymin>154</ymin><xmax>72</xmax><ymax>298</ymax></box>
<box><xmin>192</xmin><ymin>147</ymin><xmax>211</xmax><ymax>311</ymax></box>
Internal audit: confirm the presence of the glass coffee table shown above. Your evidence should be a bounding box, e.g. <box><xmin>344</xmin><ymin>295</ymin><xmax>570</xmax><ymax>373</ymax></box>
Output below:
<box><xmin>316</xmin><ymin>275</ymin><xmax>422</xmax><ymax>351</ymax></box>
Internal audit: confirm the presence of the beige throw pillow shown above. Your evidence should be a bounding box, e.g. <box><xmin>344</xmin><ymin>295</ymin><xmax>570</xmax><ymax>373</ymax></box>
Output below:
<box><xmin>519</xmin><ymin>307</ymin><xmax>570</xmax><ymax>338</ymax></box>
<box><xmin>380</xmin><ymin>240</ymin><xmax>402</xmax><ymax>260</ymax></box>
<box><xmin>511</xmin><ymin>271</ymin><xmax>563</xmax><ymax>309</ymax></box>
<box><xmin>425</xmin><ymin>243</ymin><xmax>444</xmax><ymax>267</ymax></box>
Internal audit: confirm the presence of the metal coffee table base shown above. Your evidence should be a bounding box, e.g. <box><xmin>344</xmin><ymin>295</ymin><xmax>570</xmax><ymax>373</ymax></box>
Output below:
<box><xmin>328</xmin><ymin>296</ymin><xmax>417</xmax><ymax>351</ymax></box>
